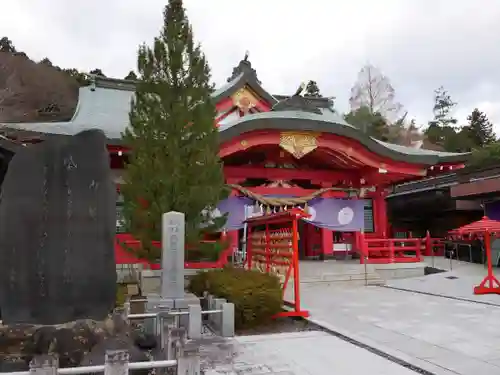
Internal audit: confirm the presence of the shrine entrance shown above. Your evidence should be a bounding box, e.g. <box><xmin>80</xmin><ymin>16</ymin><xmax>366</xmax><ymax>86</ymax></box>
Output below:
<box><xmin>298</xmin><ymin>220</ymin><xmax>323</xmax><ymax>260</ymax></box>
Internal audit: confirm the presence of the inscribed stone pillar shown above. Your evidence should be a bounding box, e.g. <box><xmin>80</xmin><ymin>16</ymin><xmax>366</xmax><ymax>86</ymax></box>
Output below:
<box><xmin>161</xmin><ymin>211</ymin><xmax>185</xmax><ymax>300</ymax></box>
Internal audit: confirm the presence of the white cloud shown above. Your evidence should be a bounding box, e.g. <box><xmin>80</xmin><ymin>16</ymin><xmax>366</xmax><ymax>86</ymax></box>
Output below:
<box><xmin>2</xmin><ymin>0</ymin><xmax>500</xmax><ymax>133</ymax></box>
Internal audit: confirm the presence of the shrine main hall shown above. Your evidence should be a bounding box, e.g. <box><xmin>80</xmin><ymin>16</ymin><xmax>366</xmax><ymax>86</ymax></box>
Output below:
<box><xmin>0</xmin><ymin>57</ymin><xmax>468</xmax><ymax>263</ymax></box>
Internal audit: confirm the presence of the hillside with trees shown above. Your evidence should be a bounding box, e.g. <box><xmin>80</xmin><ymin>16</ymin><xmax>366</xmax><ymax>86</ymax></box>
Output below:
<box><xmin>0</xmin><ymin>52</ymin><xmax>79</xmax><ymax>122</ymax></box>
<box><xmin>0</xmin><ymin>36</ymin><xmax>112</xmax><ymax>123</ymax></box>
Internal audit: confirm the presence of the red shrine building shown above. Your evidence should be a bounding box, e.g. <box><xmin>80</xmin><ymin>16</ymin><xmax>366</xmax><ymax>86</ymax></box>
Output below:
<box><xmin>0</xmin><ymin>58</ymin><xmax>469</xmax><ymax>263</ymax></box>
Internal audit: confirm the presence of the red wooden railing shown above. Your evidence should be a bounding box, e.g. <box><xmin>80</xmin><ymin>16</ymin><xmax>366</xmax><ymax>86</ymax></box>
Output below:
<box><xmin>355</xmin><ymin>231</ymin><xmax>445</xmax><ymax>264</ymax></box>
<box><xmin>114</xmin><ymin>233</ymin><xmax>233</xmax><ymax>270</ymax></box>
<box><xmin>422</xmin><ymin>231</ymin><xmax>445</xmax><ymax>256</ymax></box>
<box><xmin>115</xmin><ymin>231</ymin><xmax>447</xmax><ymax>268</ymax></box>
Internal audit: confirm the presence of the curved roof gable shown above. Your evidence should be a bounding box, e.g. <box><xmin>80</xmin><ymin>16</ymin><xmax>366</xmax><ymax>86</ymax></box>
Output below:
<box><xmin>219</xmin><ymin>95</ymin><xmax>469</xmax><ymax>165</ymax></box>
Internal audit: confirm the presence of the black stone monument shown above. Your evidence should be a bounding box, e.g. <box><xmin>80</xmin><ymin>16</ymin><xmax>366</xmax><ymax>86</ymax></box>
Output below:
<box><xmin>0</xmin><ymin>129</ymin><xmax>117</xmax><ymax>325</ymax></box>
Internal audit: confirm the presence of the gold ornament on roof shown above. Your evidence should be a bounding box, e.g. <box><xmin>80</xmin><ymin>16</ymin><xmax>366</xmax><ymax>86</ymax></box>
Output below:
<box><xmin>231</xmin><ymin>87</ymin><xmax>258</xmax><ymax>113</ymax></box>
<box><xmin>279</xmin><ymin>131</ymin><xmax>319</xmax><ymax>159</ymax></box>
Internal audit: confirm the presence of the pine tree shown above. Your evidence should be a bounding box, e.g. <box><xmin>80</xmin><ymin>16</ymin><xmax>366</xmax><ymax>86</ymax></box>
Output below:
<box><xmin>425</xmin><ymin>86</ymin><xmax>458</xmax><ymax>149</ymax></box>
<box><xmin>39</xmin><ymin>58</ymin><xmax>53</xmax><ymax>66</ymax></box>
<box><xmin>304</xmin><ymin>80</ymin><xmax>321</xmax><ymax>97</ymax></box>
<box><xmin>465</xmin><ymin>108</ymin><xmax>496</xmax><ymax>148</ymax></box>
<box><xmin>121</xmin><ymin>0</ymin><xmax>227</xmax><ymax>261</ymax></box>
<box><xmin>344</xmin><ymin>106</ymin><xmax>390</xmax><ymax>141</ymax></box>
<box><xmin>0</xmin><ymin>37</ymin><xmax>16</xmax><ymax>53</ymax></box>
<box><xmin>430</xmin><ymin>86</ymin><xmax>457</xmax><ymax>128</ymax></box>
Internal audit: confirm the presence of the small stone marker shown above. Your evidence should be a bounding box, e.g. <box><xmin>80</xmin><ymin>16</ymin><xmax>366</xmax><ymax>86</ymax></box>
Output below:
<box><xmin>213</xmin><ymin>298</ymin><xmax>225</xmax><ymax>331</ymax></box>
<box><xmin>29</xmin><ymin>355</ymin><xmax>58</xmax><ymax>375</ymax></box>
<box><xmin>104</xmin><ymin>350</ymin><xmax>129</xmax><ymax>375</ymax></box>
<box><xmin>221</xmin><ymin>302</ymin><xmax>235</xmax><ymax>337</ymax></box>
<box><xmin>176</xmin><ymin>341</ymin><xmax>200</xmax><ymax>375</ymax></box>
<box><xmin>188</xmin><ymin>304</ymin><xmax>202</xmax><ymax>340</ymax></box>
<box><xmin>161</xmin><ymin>211</ymin><xmax>185</xmax><ymax>300</ymax></box>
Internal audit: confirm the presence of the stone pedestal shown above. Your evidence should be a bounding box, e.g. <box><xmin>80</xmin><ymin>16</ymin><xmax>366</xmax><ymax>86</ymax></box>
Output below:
<box><xmin>143</xmin><ymin>293</ymin><xmax>200</xmax><ymax>335</ymax></box>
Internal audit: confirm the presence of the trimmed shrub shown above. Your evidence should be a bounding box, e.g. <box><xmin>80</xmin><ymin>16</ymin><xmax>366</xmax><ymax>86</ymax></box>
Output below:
<box><xmin>188</xmin><ymin>267</ymin><xmax>283</xmax><ymax>329</ymax></box>
<box><xmin>115</xmin><ymin>284</ymin><xmax>127</xmax><ymax>308</ymax></box>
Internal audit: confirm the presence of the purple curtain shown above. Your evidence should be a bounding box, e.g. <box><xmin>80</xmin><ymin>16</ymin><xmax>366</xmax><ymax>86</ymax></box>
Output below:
<box><xmin>216</xmin><ymin>196</ymin><xmax>365</xmax><ymax>232</ymax></box>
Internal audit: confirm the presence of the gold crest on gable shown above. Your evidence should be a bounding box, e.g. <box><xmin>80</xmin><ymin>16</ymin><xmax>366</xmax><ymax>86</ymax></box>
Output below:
<box><xmin>230</xmin><ymin>87</ymin><xmax>259</xmax><ymax>113</ymax></box>
<box><xmin>279</xmin><ymin>132</ymin><xmax>319</xmax><ymax>159</ymax></box>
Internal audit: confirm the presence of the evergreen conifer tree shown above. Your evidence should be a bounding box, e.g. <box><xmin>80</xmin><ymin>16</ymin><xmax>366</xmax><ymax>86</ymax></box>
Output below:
<box><xmin>344</xmin><ymin>106</ymin><xmax>390</xmax><ymax>141</ymax></box>
<box><xmin>425</xmin><ymin>86</ymin><xmax>458</xmax><ymax>148</ymax></box>
<box><xmin>121</xmin><ymin>0</ymin><xmax>227</xmax><ymax>261</ymax></box>
<box><xmin>465</xmin><ymin>108</ymin><xmax>496</xmax><ymax>148</ymax></box>
<box><xmin>0</xmin><ymin>37</ymin><xmax>16</xmax><ymax>53</ymax></box>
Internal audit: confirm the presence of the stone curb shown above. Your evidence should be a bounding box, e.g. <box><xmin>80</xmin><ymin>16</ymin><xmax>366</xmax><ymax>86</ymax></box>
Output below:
<box><xmin>303</xmin><ymin>316</ymin><xmax>457</xmax><ymax>375</ymax></box>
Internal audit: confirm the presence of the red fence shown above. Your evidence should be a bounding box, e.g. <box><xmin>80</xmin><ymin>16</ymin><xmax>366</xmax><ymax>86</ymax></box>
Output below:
<box><xmin>114</xmin><ymin>233</ymin><xmax>233</xmax><ymax>270</ymax></box>
<box><xmin>115</xmin><ymin>231</ymin><xmax>446</xmax><ymax>268</ymax></box>
<box><xmin>422</xmin><ymin>232</ymin><xmax>445</xmax><ymax>256</ymax></box>
<box><xmin>356</xmin><ymin>231</ymin><xmax>445</xmax><ymax>264</ymax></box>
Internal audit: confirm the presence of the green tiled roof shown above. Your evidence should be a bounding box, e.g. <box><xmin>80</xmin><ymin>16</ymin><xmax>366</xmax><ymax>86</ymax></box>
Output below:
<box><xmin>373</xmin><ymin>139</ymin><xmax>468</xmax><ymax>158</ymax></box>
<box><xmin>0</xmin><ymin>74</ymin><xmax>469</xmax><ymax>165</ymax></box>
<box><xmin>218</xmin><ymin>106</ymin><xmax>469</xmax><ymax>165</ymax></box>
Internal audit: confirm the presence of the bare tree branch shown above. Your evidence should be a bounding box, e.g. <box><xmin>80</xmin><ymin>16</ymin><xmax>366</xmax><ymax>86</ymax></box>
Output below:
<box><xmin>349</xmin><ymin>64</ymin><xmax>403</xmax><ymax>122</ymax></box>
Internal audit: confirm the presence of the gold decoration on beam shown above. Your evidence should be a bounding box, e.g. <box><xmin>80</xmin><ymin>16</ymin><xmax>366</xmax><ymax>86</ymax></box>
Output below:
<box><xmin>279</xmin><ymin>131</ymin><xmax>319</xmax><ymax>159</ymax></box>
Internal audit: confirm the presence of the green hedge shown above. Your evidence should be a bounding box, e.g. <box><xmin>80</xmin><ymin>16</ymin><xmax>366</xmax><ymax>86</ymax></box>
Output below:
<box><xmin>115</xmin><ymin>284</ymin><xmax>127</xmax><ymax>307</ymax></box>
<box><xmin>188</xmin><ymin>267</ymin><xmax>283</xmax><ymax>329</ymax></box>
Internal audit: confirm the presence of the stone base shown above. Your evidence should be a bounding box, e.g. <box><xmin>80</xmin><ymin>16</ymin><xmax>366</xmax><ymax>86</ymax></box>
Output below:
<box><xmin>145</xmin><ymin>293</ymin><xmax>200</xmax><ymax>310</ymax></box>
<box><xmin>142</xmin><ymin>294</ymin><xmax>201</xmax><ymax>335</ymax></box>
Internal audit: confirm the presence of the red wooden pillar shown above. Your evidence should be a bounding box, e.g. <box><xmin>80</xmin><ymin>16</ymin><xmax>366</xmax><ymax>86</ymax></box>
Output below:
<box><xmin>388</xmin><ymin>239</ymin><xmax>395</xmax><ymax>263</ymax></box>
<box><xmin>227</xmin><ymin>230</ymin><xmax>238</xmax><ymax>250</ymax></box>
<box><xmin>217</xmin><ymin>229</ymin><xmax>238</xmax><ymax>266</ymax></box>
<box><xmin>373</xmin><ymin>187</ymin><xmax>388</xmax><ymax>238</ymax></box>
<box><xmin>358</xmin><ymin>231</ymin><xmax>366</xmax><ymax>264</ymax></box>
<box><xmin>425</xmin><ymin>230</ymin><xmax>432</xmax><ymax>256</ymax></box>
<box><xmin>321</xmin><ymin>228</ymin><xmax>333</xmax><ymax>257</ymax></box>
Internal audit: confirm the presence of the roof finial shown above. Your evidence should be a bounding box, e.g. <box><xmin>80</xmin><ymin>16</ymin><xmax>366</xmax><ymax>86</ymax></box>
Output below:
<box><xmin>293</xmin><ymin>81</ymin><xmax>307</xmax><ymax>97</ymax></box>
<box><xmin>272</xmin><ymin>81</ymin><xmax>322</xmax><ymax>114</ymax></box>
<box><xmin>227</xmin><ymin>52</ymin><xmax>260</xmax><ymax>83</ymax></box>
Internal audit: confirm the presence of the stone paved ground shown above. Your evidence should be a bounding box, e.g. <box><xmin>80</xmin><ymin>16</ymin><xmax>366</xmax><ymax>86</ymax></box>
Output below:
<box><xmin>293</xmin><ymin>282</ymin><xmax>500</xmax><ymax>375</ymax></box>
<box><xmin>388</xmin><ymin>257</ymin><xmax>500</xmax><ymax>305</ymax></box>
<box><xmin>201</xmin><ymin>331</ymin><xmax>417</xmax><ymax>374</ymax></box>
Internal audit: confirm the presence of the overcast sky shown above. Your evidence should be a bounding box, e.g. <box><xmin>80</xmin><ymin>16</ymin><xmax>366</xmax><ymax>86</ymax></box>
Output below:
<box><xmin>4</xmin><ymin>0</ymin><xmax>500</xmax><ymax>132</ymax></box>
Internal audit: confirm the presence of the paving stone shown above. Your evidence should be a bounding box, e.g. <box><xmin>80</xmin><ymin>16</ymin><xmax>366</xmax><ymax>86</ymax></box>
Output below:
<box><xmin>206</xmin><ymin>331</ymin><xmax>416</xmax><ymax>375</ymax></box>
<box><xmin>297</xmin><ymin>271</ymin><xmax>500</xmax><ymax>375</ymax></box>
